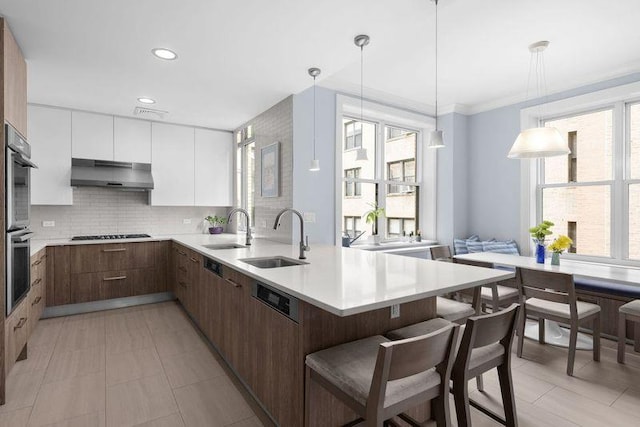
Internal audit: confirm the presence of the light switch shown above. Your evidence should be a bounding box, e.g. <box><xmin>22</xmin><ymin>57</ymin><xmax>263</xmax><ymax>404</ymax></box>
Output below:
<box><xmin>42</xmin><ymin>221</ymin><xmax>55</xmax><ymax>227</ymax></box>
<box><xmin>183</xmin><ymin>218</ymin><xmax>192</xmax><ymax>224</ymax></box>
<box><xmin>303</xmin><ymin>212</ymin><xmax>316</xmax><ymax>223</ymax></box>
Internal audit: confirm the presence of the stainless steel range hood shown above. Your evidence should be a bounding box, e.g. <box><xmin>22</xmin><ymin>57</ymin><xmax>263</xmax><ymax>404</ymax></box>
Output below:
<box><xmin>70</xmin><ymin>158</ymin><xmax>154</xmax><ymax>190</ymax></box>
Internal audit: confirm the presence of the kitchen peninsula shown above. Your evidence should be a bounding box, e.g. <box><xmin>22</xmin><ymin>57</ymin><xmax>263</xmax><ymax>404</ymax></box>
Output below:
<box><xmin>29</xmin><ymin>234</ymin><xmax>512</xmax><ymax>426</ymax></box>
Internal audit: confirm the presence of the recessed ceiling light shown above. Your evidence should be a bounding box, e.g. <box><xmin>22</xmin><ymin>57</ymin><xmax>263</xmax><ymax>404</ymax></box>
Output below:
<box><xmin>151</xmin><ymin>48</ymin><xmax>177</xmax><ymax>60</ymax></box>
<box><xmin>137</xmin><ymin>97</ymin><xmax>156</xmax><ymax>104</ymax></box>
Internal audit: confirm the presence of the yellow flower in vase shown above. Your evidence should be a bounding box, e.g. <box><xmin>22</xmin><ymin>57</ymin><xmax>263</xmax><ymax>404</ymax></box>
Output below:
<box><xmin>548</xmin><ymin>235</ymin><xmax>573</xmax><ymax>266</ymax></box>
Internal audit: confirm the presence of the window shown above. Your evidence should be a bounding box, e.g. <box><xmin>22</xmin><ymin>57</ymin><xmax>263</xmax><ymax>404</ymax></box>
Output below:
<box><xmin>236</xmin><ymin>125</ymin><xmax>255</xmax><ymax>230</ymax></box>
<box><xmin>344</xmin><ymin>120</ymin><xmax>363</xmax><ymax>150</ymax></box>
<box><xmin>344</xmin><ymin>216</ymin><xmax>362</xmax><ymax>238</ymax></box>
<box><xmin>528</xmin><ymin>84</ymin><xmax>640</xmax><ymax>264</ymax></box>
<box><xmin>341</xmin><ymin>118</ymin><xmax>420</xmax><ymax>240</ymax></box>
<box><xmin>540</xmin><ymin>109</ymin><xmax>613</xmax><ymax>258</ymax></box>
<box><xmin>344</xmin><ymin>168</ymin><xmax>361</xmax><ymax>197</ymax></box>
<box><xmin>387</xmin><ymin>218</ymin><xmax>416</xmax><ymax>237</ymax></box>
<box><xmin>387</xmin><ymin>159</ymin><xmax>415</xmax><ymax>194</ymax></box>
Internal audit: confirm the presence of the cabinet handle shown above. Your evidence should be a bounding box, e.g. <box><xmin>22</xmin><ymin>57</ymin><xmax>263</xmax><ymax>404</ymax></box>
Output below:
<box><xmin>102</xmin><ymin>248</ymin><xmax>127</xmax><ymax>252</ymax></box>
<box><xmin>14</xmin><ymin>317</ymin><xmax>27</xmax><ymax>331</ymax></box>
<box><xmin>32</xmin><ymin>259</ymin><xmax>42</xmax><ymax>266</ymax></box>
<box><xmin>190</xmin><ymin>257</ymin><xmax>199</xmax><ymax>264</ymax></box>
<box><xmin>178</xmin><ymin>281</ymin><xmax>187</xmax><ymax>288</ymax></box>
<box><xmin>32</xmin><ymin>296</ymin><xmax>42</xmax><ymax>306</ymax></box>
<box><xmin>177</xmin><ymin>250</ymin><xmax>187</xmax><ymax>256</ymax></box>
<box><xmin>225</xmin><ymin>278</ymin><xmax>242</xmax><ymax>288</ymax></box>
<box><xmin>178</xmin><ymin>266</ymin><xmax>187</xmax><ymax>273</ymax></box>
<box><xmin>31</xmin><ymin>278</ymin><xmax>42</xmax><ymax>286</ymax></box>
<box><xmin>103</xmin><ymin>275</ymin><xmax>127</xmax><ymax>281</ymax></box>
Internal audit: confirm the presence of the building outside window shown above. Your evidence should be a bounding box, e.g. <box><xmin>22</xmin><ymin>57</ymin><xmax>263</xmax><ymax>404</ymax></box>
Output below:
<box><xmin>344</xmin><ymin>216</ymin><xmax>362</xmax><ymax>238</ymax></box>
<box><xmin>344</xmin><ymin>120</ymin><xmax>363</xmax><ymax>150</ymax></box>
<box><xmin>236</xmin><ymin>125</ymin><xmax>255</xmax><ymax>230</ymax></box>
<box><xmin>344</xmin><ymin>168</ymin><xmax>361</xmax><ymax>197</ymax></box>
<box><xmin>535</xmin><ymin>97</ymin><xmax>640</xmax><ymax>263</ymax></box>
<box><xmin>387</xmin><ymin>217</ymin><xmax>416</xmax><ymax>237</ymax></box>
<box><xmin>341</xmin><ymin>119</ymin><xmax>419</xmax><ymax>239</ymax></box>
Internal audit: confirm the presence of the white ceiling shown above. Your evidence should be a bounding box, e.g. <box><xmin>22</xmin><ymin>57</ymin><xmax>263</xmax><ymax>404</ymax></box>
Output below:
<box><xmin>1</xmin><ymin>0</ymin><xmax>639</xmax><ymax>130</ymax></box>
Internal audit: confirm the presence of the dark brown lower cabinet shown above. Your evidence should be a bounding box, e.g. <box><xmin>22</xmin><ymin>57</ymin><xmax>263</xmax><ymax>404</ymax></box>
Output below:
<box><xmin>47</xmin><ymin>241</ymin><xmax>170</xmax><ymax>307</ymax></box>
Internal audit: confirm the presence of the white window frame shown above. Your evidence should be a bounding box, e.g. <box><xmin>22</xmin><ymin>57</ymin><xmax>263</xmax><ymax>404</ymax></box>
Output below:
<box><xmin>235</xmin><ymin>129</ymin><xmax>255</xmax><ymax>231</ymax></box>
<box><xmin>335</xmin><ymin>95</ymin><xmax>437</xmax><ymax>244</ymax></box>
<box><xmin>519</xmin><ymin>81</ymin><xmax>640</xmax><ymax>266</ymax></box>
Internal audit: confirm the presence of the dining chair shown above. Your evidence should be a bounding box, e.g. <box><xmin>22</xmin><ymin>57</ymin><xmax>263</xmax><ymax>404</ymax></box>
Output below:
<box><xmin>515</xmin><ymin>267</ymin><xmax>601</xmax><ymax>376</ymax></box>
<box><xmin>618</xmin><ymin>299</ymin><xmax>640</xmax><ymax>363</ymax></box>
<box><xmin>452</xmin><ymin>303</ymin><xmax>521</xmax><ymax>427</ymax></box>
<box><xmin>455</xmin><ymin>258</ymin><xmax>520</xmax><ymax>313</ymax></box>
<box><xmin>305</xmin><ymin>324</ymin><xmax>460</xmax><ymax>427</ymax></box>
<box><xmin>430</xmin><ymin>246</ymin><xmax>453</xmax><ymax>262</ymax></box>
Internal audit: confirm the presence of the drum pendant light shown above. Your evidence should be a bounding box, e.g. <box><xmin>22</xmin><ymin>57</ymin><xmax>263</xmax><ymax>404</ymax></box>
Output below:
<box><xmin>428</xmin><ymin>0</ymin><xmax>444</xmax><ymax>149</ymax></box>
<box><xmin>508</xmin><ymin>41</ymin><xmax>570</xmax><ymax>159</ymax></box>
<box><xmin>308</xmin><ymin>67</ymin><xmax>321</xmax><ymax>171</ymax></box>
<box><xmin>354</xmin><ymin>34</ymin><xmax>370</xmax><ymax>162</ymax></box>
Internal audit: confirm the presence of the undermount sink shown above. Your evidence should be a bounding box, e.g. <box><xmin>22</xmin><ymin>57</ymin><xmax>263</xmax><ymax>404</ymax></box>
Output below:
<box><xmin>202</xmin><ymin>243</ymin><xmax>247</xmax><ymax>250</ymax></box>
<box><xmin>239</xmin><ymin>256</ymin><xmax>308</xmax><ymax>269</ymax></box>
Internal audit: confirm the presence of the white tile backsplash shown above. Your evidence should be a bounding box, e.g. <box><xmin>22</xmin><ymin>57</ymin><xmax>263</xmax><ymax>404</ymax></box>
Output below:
<box><xmin>31</xmin><ymin>187</ymin><xmax>229</xmax><ymax>238</ymax></box>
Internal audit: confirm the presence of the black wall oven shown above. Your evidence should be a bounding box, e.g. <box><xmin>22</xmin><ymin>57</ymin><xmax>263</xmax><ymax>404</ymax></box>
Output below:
<box><xmin>5</xmin><ymin>123</ymin><xmax>37</xmax><ymax>315</ymax></box>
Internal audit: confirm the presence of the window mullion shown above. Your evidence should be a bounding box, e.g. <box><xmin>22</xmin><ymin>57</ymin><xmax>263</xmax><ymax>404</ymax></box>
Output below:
<box><xmin>613</xmin><ymin>101</ymin><xmax>625</xmax><ymax>260</ymax></box>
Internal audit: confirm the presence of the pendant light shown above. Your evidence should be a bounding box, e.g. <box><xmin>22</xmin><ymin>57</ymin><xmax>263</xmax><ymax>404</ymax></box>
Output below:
<box><xmin>508</xmin><ymin>41</ymin><xmax>569</xmax><ymax>159</ymax></box>
<box><xmin>427</xmin><ymin>0</ymin><xmax>444</xmax><ymax>149</ymax></box>
<box><xmin>354</xmin><ymin>34</ymin><xmax>370</xmax><ymax>162</ymax></box>
<box><xmin>308</xmin><ymin>67</ymin><xmax>321</xmax><ymax>171</ymax></box>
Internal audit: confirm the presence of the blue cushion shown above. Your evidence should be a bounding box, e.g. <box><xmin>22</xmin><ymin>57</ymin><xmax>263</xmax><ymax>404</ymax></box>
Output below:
<box><xmin>482</xmin><ymin>240</ymin><xmax>520</xmax><ymax>255</ymax></box>
<box><xmin>466</xmin><ymin>241</ymin><xmax>484</xmax><ymax>253</ymax></box>
<box><xmin>575</xmin><ymin>278</ymin><xmax>640</xmax><ymax>299</ymax></box>
<box><xmin>453</xmin><ymin>235</ymin><xmax>480</xmax><ymax>255</ymax></box>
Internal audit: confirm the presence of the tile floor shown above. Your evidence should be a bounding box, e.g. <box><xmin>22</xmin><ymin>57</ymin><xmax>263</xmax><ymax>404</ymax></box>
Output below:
<box><xmin>0</xmin><ymin>302</ymin><xmax>639</xmax><ymax>427</ymax></box>
<box><xmin>0</xmin><ymin>301</ymin><xmax>268</xmax><ymax>427</ymax></box>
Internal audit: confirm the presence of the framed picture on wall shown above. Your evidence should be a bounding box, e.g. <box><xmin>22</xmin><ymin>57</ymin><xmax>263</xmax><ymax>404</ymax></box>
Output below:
<box><xmin>261</xmin><ymin>142</ymin><xmax>280</xmax><ymax>198</ymax></box>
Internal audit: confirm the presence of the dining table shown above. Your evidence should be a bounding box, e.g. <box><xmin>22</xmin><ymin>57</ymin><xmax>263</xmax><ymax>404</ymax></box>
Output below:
<box><xmin>454</xmin><ymin>252</ymin><xmax>640</xmax><ymax>350</ymax></box>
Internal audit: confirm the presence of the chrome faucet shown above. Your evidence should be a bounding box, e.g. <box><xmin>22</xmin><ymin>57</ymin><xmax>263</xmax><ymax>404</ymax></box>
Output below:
<box><xmin>227</xmin><ymin>208</ymin><xmax>253</xmax><ymax>246</ymax></box>
<box><xmin>273</xmin><ymin>208</ymin><xmax>310</xmax><ymax>260</ymax></box>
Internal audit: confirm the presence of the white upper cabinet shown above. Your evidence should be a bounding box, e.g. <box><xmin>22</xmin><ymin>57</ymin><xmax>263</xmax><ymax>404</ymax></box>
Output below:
<box><xmin>28</xmin><ymin>105</ymin><xmax>73</xmax><ymax>205</ymax></box>
<box><xmin>151</xmin><ymin>123</ymin><xmax>195</xmax><ymax>206</ymax></box>
<box><xmin>194</xmin><ymin>128</ymin><xmax>233</xmax><ymax>206</ymax></box>
<box><xmin>114</xmin><ymin>117</ymin><xmax>151</xmax><ymax>163</ymax></box>
<box><xmin>71</xmin><ymin>111</ymin><xmax>114</xmax><ymax>160</ymax></box>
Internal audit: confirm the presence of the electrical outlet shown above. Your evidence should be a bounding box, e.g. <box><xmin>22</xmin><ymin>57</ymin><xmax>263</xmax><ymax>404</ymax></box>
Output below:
<box><xmin>390</xmin><ymin>304</ymin><xmax>400</xmax><ymax>319</ymax></box>
<box><xmin>42</xmin><ymin>220</ymin><xmax>55</xmax><ymax>227</ymax></box>
<box><xmin>259</xmin><ymin>220</ymin><xmax>267</xmax><ymax>228</ymax></box>
<box><xmin>303</xmin><ymin>212</ymin><xmax>316</xmax><ymax>223</ymax></box>
<box><xmin>182</xmin><ymin>218</ymin><xmax>192</xmax><ymax>225</ymax></box>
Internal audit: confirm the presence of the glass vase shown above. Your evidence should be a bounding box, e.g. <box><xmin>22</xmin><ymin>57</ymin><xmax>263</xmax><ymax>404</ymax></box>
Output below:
<box><xmin>535</xmin><ymin>243</ymin><xmax>546</xmax><ymax>264</ymax></box>
<box><xmin>551</xmin><ymin>252</ymin><xmax>560</xmax><ymax>266</ymax></box>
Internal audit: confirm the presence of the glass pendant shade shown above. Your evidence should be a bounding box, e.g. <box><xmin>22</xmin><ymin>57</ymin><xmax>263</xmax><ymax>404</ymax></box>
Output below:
<box><xmin>309</xmin><ymin>159</ymin><xmax>320</xmax><ymax>171</ymax></box>
<box><xmin>355</xmin><ymin>147</ymin><xmax>368</xmax><ymax>161</ymax></box>
<box><xmin>507</xmin><ymin>127</ymin><xmax>569</xmax><ymax>159</ymax></box>
<box><xmin>428</xmin><ymin>130</ymin><xmax>445</xmax><ymax>149</ymax></box>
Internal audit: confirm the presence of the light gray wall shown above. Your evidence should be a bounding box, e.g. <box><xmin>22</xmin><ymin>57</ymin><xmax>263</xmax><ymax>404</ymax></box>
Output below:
<box><xmin>292</xmin><ymin>86</ymin><xmax>336</xmax><ymax>245</ymax></box>
<box><xmin>467</xmin><ymin>71</ymin><xmax>640</xmax><ymax>246</ymax></box>
<box><xmin>436</xmin><ymin>112</ymin><xmax>469</xmax><ymax>247</ymax></box>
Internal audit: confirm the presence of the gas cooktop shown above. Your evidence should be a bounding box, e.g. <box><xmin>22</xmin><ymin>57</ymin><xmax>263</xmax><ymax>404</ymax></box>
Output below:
<box><xmin>71</xmin><ymin>234</ymin><xmax>151</xmax><ymax>241</ymax></box>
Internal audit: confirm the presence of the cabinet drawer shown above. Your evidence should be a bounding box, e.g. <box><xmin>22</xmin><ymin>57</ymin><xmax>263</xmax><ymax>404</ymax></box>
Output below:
<box><xmin>28</xmin><ymin>282</ymin><xmax>45</xmax><ymax>337</ymax></box>
<box><xmin>71</xmin><ymin>270</ymin><xmax>135</xmax><ymax>303</ymax></box>
<box><xmin>5</xmin><ymin>300</ymin><xmax>28</xmax><ymax>375</ymax></box>
<box><xmin>70</xmin><ymin>242</ymin><xmax>154</xmax><ymax>273</ymax></box>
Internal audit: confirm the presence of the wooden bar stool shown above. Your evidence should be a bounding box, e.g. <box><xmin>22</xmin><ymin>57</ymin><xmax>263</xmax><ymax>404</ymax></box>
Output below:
<box><xmin>429</xmin><ymin>247</ymin><xmax>477</xmax><ymax>323</ymax></box>
<box><xmin>305</xmin><ymin>324</ymin><xmax>460</xmax><ymax>427</ymax></box>
<box><xmin>452</xmin><ymin>304</ymin><xmax>521</xmax><ymax>427</ymax></box>
<box><xmin>618</xmin><ymin>300</ymin><xmax>640</xmax><ymax>363</ymax></box>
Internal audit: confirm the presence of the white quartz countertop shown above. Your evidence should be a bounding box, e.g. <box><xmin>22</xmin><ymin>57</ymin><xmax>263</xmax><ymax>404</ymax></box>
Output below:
<box><xmin>455</xmin><ymin>252</ymin><xmax>640</xmax><ymax>287</ymax></box>
<box><xmin>31</xmin><ymin>234</ymin><xmax>513</xmax><ymax>316</ymax></box>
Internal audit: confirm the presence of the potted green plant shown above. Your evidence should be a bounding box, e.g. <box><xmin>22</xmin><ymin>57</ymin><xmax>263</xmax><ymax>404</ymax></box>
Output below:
<box><xmin>205</xmin><ymin>215</ymin><xmax>227</xmax><ymax>234</ymax></box>
<box><xmin>529</xmin><ymin>220</ymin><xmax>554</xmax><ymax>263</ymax></box>
<box><xmin>363</xmin><ymin>202</ymin><xmax>385</xmax><ymax>245</ymax></box>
